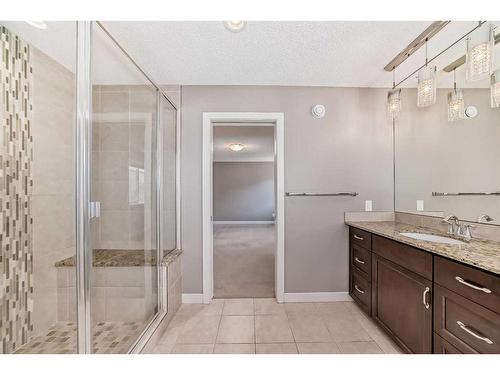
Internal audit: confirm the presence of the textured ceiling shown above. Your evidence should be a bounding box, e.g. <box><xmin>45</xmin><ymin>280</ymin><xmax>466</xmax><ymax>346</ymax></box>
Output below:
<box><xmin>1</xmin><ymin>21</ymin><xmax>499</xmax><ymax>87</ymax></box>
<box><xmin>213</xmin><ymin>125</ymin><xmax>274</xmax><ymax>162</ymax></box>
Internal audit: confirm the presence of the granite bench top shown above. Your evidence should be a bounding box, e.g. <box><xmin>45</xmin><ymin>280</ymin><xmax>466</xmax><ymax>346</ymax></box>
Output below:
<box><xmin>345</xmin><ymin>221</ymin><xmax>500</xmax><ymax>275</ymax></box>
<box><xmin>55</xmin><ymin>249</ymin><xmax>182</xmax><ymax>268</ymax></box>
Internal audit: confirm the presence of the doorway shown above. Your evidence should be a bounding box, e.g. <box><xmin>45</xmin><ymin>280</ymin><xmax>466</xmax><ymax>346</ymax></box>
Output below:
<box><xmin>202</xmin><ymin>113</ymin><xmax>285</xmax><ymax>303</ymax></box>
<box><xmin>213</xmin><ymin>126</ymin><xmax>275</xmax><ymax>298</ymax></box>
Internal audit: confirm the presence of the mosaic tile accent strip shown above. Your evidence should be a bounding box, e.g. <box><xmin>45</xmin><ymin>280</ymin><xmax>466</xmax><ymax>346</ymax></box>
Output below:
<box><xmin>0</xmin><ymin>26</ymin><xmax>34</xmax><ymax>354</ymax></box>
<box><xmin>13</xmin><ymin>321</ymin><xmax>144</xmax><ymax>354</ymax></box>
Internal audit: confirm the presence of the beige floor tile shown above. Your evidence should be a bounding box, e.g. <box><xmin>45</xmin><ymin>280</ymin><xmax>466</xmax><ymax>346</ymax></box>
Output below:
<box><xmin>214</xmin><ymin>343</ymin><xmax>256</xmax><ymax>354</ymax></box>
<box><xmin>338</xmin><ymin>341</ymin><xmax>383</xmax><ymax>354</ymax></box>
<box><xmin>297</xmin><ymin>342</ymin><xmax>341</xmax><ymax>354</ymax></box>
<box><xmin>353</xmin><ymin>312</ymin><xmax>403</xmax><ymax>354</ymax></box>
<box><xmin>256</xmin><ymin>343</ymin><xmax>298</xmax><ymax>354</ymax></box>
<box><xmin>171</xmin><ymin>343</ymin><xmax>214</xmax><ymax>354</ymax></box>
<box><xmin>284</xmin><ymin>302</ymin><xmax>318</xmax><ymax>314</ymax></box>
<box><xmin>176</xmin><ymin>315</ymin><xmax>221</xmax><ymax>344</ymax></box>
<box><xmin>323</xmin><ymin>316</ymin><xmax>371</xmax><ymax>343</ymax></box>
<box><xmin>176</xmin><ymin>303</ymin><xmax>205</xmax><ymax>316</ymax></box>
<box><xmin>315</xmin><ymin>302</ymin><xmax>351</xmax><ymax>318</ymax></box>
<box><xmin>287</xmin><ymin>313</ymin><xmax>332</xmax><ymax>343</ymax></box>
<box><xmin>254</xmin><ymin>298</ymin><xmax>286</xmax><ymax>315</ymax></box>
<box><xmin>223</xmin><ymin>298</ymin><xmax>254</xmax><ymax>315</ymax></box>
<box><xmin>217</xmin><ymin>315</ymin><xmax>255</xmax><ymax>344</ymax></box>
<box><xmin>255</xmin><ymin>315</ymin><xmax>294</xmax><ymax>343</ymax></box>
<box><xmin>200</xmin><ymin>299</ymin><xmax>225</xmax><ymax>316</ymax></box>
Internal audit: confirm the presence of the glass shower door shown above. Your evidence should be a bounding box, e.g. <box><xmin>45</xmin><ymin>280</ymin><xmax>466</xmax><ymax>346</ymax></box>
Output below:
<box><xmin>89</xmin><ymin>24</ymin><xmax>159</xmax><ymax>354</ymax></box>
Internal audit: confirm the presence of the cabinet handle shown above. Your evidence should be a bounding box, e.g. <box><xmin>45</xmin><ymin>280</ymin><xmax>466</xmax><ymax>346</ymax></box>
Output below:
<box><xmin>353</xmin><ymin>235</ymin><xmax>364</xmax><ymax>241</ymax></box>
<box><xmin>455</xmin><ymin>276</ymin><xmax>492</xmax><ymax>294</ymax></box>
<box><xmin>354</xmin><ymin>257</ymin><xmax>365</xmax><ymax>265</ymax></box>
<box><xmin>422</xmin><ymin>287</ymin><xmax>430</xmax><ymax>309</ymax></box>
<box><xmin>457</xmin><ymin>321</ymin><xmax>493</xmax><ymax>345</ymax></box>
<box><xmin>354</xmin><ymin>285</ymin><xmax>365</xmax><ymax>294</ymax></box>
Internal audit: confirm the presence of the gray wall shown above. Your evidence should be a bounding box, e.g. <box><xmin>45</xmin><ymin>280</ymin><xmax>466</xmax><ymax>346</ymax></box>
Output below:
<box><xmin>395</xmin><ymin>88</ymin><xmax>500</xmax><ymax>223</ymax></box>
<box><xmin>213</xmin><ymin>162</ymin><xmax>275</xmax><ymax>221</ymax></box>
<box><xmin>181</xmin><ymin>86</ymin><xmax>394</xmax><ymax>294</ymax></box>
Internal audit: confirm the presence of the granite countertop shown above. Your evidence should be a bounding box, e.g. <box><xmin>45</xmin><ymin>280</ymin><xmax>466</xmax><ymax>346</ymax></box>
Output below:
<box><xmin>55</xmin><ymin>249</ymin><xmax>181</xmax><ymax>268</ymax></box>
<box><xmin>345</xmin><ymin>221</ymin><xmax>500</xmax><ymax>275</ymax></box>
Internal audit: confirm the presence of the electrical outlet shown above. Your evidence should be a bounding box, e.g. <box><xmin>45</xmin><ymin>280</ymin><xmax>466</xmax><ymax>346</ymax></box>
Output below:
<box><xmin>365</xmin><ymin>200</ymin><xmax>373</xmax><ymax>212</ymax></box>
<box><xmin>417</xmin><ymin>200</ymin><xmax>424</xmax><ymax>211</ymax></box>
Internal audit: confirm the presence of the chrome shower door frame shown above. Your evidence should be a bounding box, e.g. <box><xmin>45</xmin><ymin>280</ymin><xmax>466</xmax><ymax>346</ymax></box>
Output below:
<box><xmin>75</xmin><ymin>21</ymin><xmax>179</xmax><ymax>354</ymax></box>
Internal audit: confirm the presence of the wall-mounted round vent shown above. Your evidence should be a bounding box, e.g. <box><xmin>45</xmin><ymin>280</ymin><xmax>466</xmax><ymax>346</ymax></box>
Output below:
<box><xmin>311</xmin><ymin>104</ymin><xmax>326</xmax><ymax>118</ymax></box>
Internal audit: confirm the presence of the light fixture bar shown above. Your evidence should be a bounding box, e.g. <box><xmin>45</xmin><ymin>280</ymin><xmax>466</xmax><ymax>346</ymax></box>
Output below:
<box><xmin>384</xmin><ymin>21</ymin><xmax>450</xmax><ymax>72</ymax></box>
<box><xmin>392</xmin><ymin>21</ymin><xmax>486</xmax><ymax>88</ymax></box>
<box><xmin>443</xmin><ymin>29</ymin><xmax>500</xmax><ymax>72</ymax></box>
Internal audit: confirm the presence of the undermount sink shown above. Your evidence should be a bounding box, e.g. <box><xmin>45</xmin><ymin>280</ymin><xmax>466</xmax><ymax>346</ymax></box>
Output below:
<box><xmin>399</xmin><ymin>232</ymin><xmax>465</xmax><ymax>245</ymax></box>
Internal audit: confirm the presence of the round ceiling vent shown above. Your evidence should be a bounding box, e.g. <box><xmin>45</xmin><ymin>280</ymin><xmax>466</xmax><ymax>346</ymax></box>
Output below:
<box><xmin>465</xmin><ymin>105</ymin><xmax>478</xmax><ymax>118</ymax></box>
<box><xmin>311</xmin><ymin>104</ymin><xmax>326</xmax><ymax>118</ymax></box>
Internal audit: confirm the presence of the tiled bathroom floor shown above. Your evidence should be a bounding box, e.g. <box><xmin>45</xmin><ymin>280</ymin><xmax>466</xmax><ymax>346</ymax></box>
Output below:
<box><xmin>14</xmin><ymin>321</ymin><xmax>143</xmax><ymax>354</ymax></box>
<box><xmin>146</xmin><ymin>299</ymin><xmax>403</xmax><ymax>354</ymax></box>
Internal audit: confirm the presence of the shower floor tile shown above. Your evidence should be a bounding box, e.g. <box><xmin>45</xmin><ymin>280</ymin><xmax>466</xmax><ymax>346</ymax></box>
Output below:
<box><xmin>14</xmin><ymin>321</ymin><xmax>144</xmax><ymax>354</ymax></box>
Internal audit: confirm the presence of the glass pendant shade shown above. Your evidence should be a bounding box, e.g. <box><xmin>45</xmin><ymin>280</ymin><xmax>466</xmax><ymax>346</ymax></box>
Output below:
<box><xmin>417</xmin><ymin>65</ymin><xmax>437</xmax><ymax>107</ymax></box>
<box><xmin>447</xmin><ymin>89</ymin><xmax>465</xmax><ymax>122</ymax></box>
<box><xmin>466</xmin><ymin>25</ymin><xmax>494</xmax><ymax>82</ymax></box>
<box><xmin>491</xmin><ymin>69</ymin><xmax>500</xmax><ymax>108</ymax></box>
<box><xmin>387</xmin><ymin>89</ymin><xmax>402</xmax><ymax>120</ymax></box>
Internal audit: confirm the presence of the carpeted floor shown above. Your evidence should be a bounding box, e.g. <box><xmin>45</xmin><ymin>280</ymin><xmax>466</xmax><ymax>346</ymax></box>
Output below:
<box><xmin>214</xmin><ymin>224</ymin><xmax>275</xmax><ymax>298</ymax></box>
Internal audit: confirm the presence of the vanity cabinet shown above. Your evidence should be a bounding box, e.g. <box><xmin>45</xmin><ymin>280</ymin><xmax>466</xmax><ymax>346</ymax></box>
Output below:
<box><xmin>349</xmin><ymin>228</ymin><xmax>372</xmax><ymax>315</ymax></box>
<box><xmin>371</xmin><ymin>235</ymin><xmax>433</xmax><ymax>353</ymax></box>
<box><xmin>347</xmin><ymin>226</ymin><xmax>500</xmax><ymax>354</ymax></box>
<box><xmin>434</xmin><ymin>256</ymin><xmax>500</xmax><ymax>354</ymax></box>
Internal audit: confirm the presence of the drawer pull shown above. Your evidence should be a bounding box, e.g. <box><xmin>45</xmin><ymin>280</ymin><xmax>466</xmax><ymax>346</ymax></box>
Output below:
<box><xmin>354</xmin><ymin>257</ymin><xmax>365</xmax><ymax>265</ymax></box>
<box><xmin>456</xmin><ymin>321</ymin><xmax>493</xmax><ymax>345</ymax></box>
<box><xmin>353</xmin><ymin>235</ymin><xmax>364</xmax><ymax>241</ymax></box>
<box><xmin>455</xmin><ymin>276</ymin><xmax>492</xmax><ymax>294</ymax></box>
<box><xmin>354</xmin><ymin>285</ymin><xmax>365</xmax><ymax>294</ymax></box>
<box><xmin>422</xmin><ymin>287</ymin><xmax>430</xmax><ymax>309</ymax></box>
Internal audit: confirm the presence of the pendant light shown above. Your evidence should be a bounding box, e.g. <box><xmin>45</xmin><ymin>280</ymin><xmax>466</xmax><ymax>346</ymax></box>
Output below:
<box><xmin>387</xmin><ymin>68</ymin><xmax>402</xmax><ymax>120</ymax></box>
<box><xmin>448</xmin><ymin>68</ymin><xmax>465</xmax><ymax>122</ymax></box>
<box><xmin>466</xmin><ymin>24</ymin><xmax>494</xmax><ymax>82</ymax></box>
<box><xmin>491</xmin><ymin>69</ymin><xmax>500</xmax><ymax>108</ymax></box>
<box><xmin>417</xmin><ymin>38</ymin><xmax>437</xmax><ymax>107</ymax></box>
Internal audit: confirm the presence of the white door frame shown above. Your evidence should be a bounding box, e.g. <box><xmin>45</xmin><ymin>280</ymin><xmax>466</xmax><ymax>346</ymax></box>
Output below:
<box><xmin>202</xmin><ymin>112</ymin><xmax>285</xmax><ymax>303</ymax></box>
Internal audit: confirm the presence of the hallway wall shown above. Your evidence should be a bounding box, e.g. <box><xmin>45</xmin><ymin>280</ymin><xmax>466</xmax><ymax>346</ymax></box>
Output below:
<box><xmin>213</xmin><ymin>162</ymin><xmax>275</xmax><ymax>222</ymax></box>
<box><xmin>181</xmin><ymin>85</ymin><xmax>394</xmax><ymax>294</ymax></box>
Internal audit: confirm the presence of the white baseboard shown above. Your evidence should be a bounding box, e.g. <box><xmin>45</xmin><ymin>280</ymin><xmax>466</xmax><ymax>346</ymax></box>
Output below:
<box><xmin>182</xmin><ymin>293</ymin><xmax>204</xmax><ymax>304</ymax></box>
<box><xmin>213</xmin><ymin>221</ymin><xmax>275</xmax><ymax>225</ymax></box>
<box><xmin>283</xmin><ymin>292</ymin><xmax>352</xmax><ymax>303</ymax></box>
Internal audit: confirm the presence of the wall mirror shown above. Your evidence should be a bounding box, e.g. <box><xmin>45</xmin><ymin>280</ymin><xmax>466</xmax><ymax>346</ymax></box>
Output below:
<box><xmin>394</xmin><ymin>21</ymin><xmax>500</xmax><ymax>225</ymax></box>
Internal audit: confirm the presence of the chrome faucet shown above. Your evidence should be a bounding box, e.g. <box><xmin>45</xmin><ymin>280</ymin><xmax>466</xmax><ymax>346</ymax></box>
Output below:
<box><xmin>442</xmin><ymin>215</ymin><xmax>475</xmax><ymax>242</ymax></box>
<box><xmin>442</xmin><ymin>215</ymin><xmax>459</xmax><ymax>235</ymax></box>
<box><xmin>477</xmin><ymin>214</ymin><xmax>494</xmax><ymax>223</ymax></box>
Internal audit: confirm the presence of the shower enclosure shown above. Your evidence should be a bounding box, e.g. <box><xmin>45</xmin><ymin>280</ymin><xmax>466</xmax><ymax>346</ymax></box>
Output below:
<box><xmin>0</xmin><ymin>21</ymin><xmax>179</xmax><ymax>354</ymax></box>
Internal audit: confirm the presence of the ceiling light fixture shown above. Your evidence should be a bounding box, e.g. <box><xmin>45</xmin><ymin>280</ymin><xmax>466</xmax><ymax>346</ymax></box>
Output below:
<box><xmin>228</xmin><ymin>143</ymin><xmax>245</xmax><ymax>152</ymax></box>
<box><xmin>387</xmin><ymin>68</ymin><xmax>402</xmax><ymax>120</ymax></box>
<box><xmin>448</xmin><ymin>68</ymin><xmax>465</xmax><ymax>122</ymax></box>
<box><xmin>417</xmin><ymin>38</ymin><xmax>437</xmax><ymax>107</ymax></box>
<box><xmin>466</xmin><ymin>24</ymin><xmax>495</xmax><ymax>82</ymax></box>
<box><xmin>25</xmin><ymin>21</ymin><xmax>48</xmax><ymax>29</ymax></box>
<box><xmin>491</xmin><ymin>69</ymin><xmax>500</xmax><ymax>108</ymax></box>
<box><xmin>223</xmin><ymin>21</ymin><xmax>246</xmax><ymax>33</ymax></box>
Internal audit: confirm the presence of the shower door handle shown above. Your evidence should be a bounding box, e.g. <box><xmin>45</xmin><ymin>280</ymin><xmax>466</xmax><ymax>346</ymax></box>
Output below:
<box><xmin>89</xmin><ymin>201</ymin><xmax>101</xmax><ymax>219</ymax></box>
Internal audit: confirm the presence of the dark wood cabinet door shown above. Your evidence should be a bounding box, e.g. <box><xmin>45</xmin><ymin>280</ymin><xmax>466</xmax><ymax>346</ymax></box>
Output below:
<box><xmin>434</xmin><ymin>333</ymin><xmax>463</xmax><ymax>354</ymax></box>
<box><xmin>372</xmin><ymin>254</ymin><xmax>433</xmax><ymax>353</ymax></box>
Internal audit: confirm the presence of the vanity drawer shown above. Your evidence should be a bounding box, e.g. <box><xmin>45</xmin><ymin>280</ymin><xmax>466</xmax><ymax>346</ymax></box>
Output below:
<box><xmin>349</xmin><ymin>227</ymin><xmax>372</xmax><ymax>250</ymax></box>
<box><xmin>350</xmin><ymin>268</ymin><xmax>371</xmax><ymax>315</ymax></box>
<box><xmin>372</xmin><ymin>235</ymin><xmax>433</xmax><ymax>280</ymax></box>
<box><xmin>351</xmin><ymin>244</ymin><xmax>371</xmax><ymax>278</ymax></box>
<box><xmin>435</xmin><ymin>256</ymin><xmax>500</xmax><ymax>313</ymax></box>
<box><xmin>434</xmin><ymin>285</ymin><xmax>500</xmax><ymax>354</ymax></box>
<box><xmin>433</xmin><ymin>333</ymin><xmax>463</xmax><ymax>354</ymax></box>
